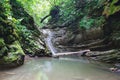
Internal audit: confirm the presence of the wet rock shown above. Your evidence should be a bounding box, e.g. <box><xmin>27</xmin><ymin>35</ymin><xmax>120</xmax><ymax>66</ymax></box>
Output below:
<box><xmin>109</xmin><ymin>67</ymin><xmax>120</xmax><ymax>73</ymax></box>
<box><xmin>110</xmin><ymin>67</ymin><xmax>118</xmax><ymax>72</ymax></box>
<box><xmin>0</xmin><ymin>41</ymin><xmax>25</xmax><ymax>68</ymax></box>
<box><xmin>80</xmin><ymin>49</ymin><xmax>120</xmax><ymax>64</ymax></box>
<box><xmin>115</xmin><ymin>63</ymin><xmax>120</xmax><ymax>68</ymax></box>
<box><xmin>73</xmin><ymin>34</ymin><xmax>83</xmax><ymax>44</ymax></box>
<box><xmin>53</xmin><ymin>30</ymin><xmax>74</xmax><ymax>45</ymax></box>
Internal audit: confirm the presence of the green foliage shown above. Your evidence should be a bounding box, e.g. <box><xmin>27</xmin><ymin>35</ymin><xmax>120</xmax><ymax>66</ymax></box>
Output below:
<box><xmin>16</xmin><ymin>0</ymin><xmax>51</xmax><ymax>26</ymax></box>
<box><xmin>0</xmin><ymin>0</ymin><xmax>25</xmax><ymax>66</ymax></box>
<box><xmin>0</xmin><ymin>0</ymin><xmax>12</xmax><ymax>17</ymax></box>
<box><xmin>3</xmin><ymin>41</ymin><xmax>24</xmax><ymax>64</ymax></box>
<box><xmin>103</xmin><ymin>0</ymin><xmax>120</xmax><ymax>17</ymax></box>
<box><xmin>79</xmin><ymin>16</ymin><xmax>95</xmax><ymax>29</ymax></box>
<box><xmin>59</xmin><ymin>0</ymin><xmax>76</xmax><ymax>21</ymax></box>
<box><xmin>13</xmin><ymin>19</ymin><xmax>39</xmax><ymax>54</ymax></box>
<box><xmin>9</xmin><ymin>0</ymin><xmax>46</xmax><ymax>56</ymax></box>
<box><xmin>0</xmin><ymin>46</ymin><xmax>8</xmax><ymax>57</ymax></box>
<box><xmin>0</xmin><ymin>38</ymin><xmax>5</xmax><ymax>48</ymax></box>
<box><xmin>79</xmin><ymin>16</ymin><xmax>105</xmax><ymax>29</ymax></box>
<box><xmin>15</xmin><ymin>0</ymin><xmax>76</xmax><ymax>26</ymax></box>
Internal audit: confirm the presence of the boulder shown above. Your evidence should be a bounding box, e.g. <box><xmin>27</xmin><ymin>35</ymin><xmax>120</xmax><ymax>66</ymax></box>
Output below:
<box><xmin>0</xmin><ymin>41</ymin><xmax>25</xmax><ymax>68</ymax></box>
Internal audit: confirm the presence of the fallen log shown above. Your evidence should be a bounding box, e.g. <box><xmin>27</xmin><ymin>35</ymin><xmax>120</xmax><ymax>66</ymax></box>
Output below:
<box><xmin>52</xmin><ymin>49</ymin><xmax>90</xmax><ymax>57</ymax></box>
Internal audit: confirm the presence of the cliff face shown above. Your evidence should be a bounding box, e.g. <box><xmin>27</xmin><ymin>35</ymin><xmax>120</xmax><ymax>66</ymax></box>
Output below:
<box><xmin>10</xmin><ymin>0</ymin><xmax>48</xmax><ymax>57</ymax></box>
<box><xmin>0</xmin><ymin>1</ymin><xmax>24</xmax><ymax>67</ymax></box>
<box><xmin>77</xmin><ymin>0</ymin><xmax>120</xmax><ymax>63</ymax></box>
<box><xmin>46</xmin><ymin>0</ymin><xmax>120</xmax><ymax>63</ymax></box>
<box><xmin>103</xmin><ymin>0</ymin><xmax>120</xmax><ymax>47</ymax></box>
<box><xmin>80</xmin><ymin>0</ymin><xmax>120</xmax><ymax>47</ymax></box>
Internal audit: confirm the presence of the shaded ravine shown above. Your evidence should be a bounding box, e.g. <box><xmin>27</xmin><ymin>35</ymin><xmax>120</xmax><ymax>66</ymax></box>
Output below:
<box><xmin>0</xmin><ymin>29</ymin><xmax>120</xmax><ymax>80</ymax></box>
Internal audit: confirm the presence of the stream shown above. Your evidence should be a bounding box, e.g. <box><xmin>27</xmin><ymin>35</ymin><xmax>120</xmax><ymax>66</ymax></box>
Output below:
<box><xmin>0</xmin><ymin>29</ymin><xmax>120</xmax><ymax>80</ymax></box>
<box><xmin>0</xmin><ymin>57</ymin><xmax>120</xmax><ymax>80</ymax></box>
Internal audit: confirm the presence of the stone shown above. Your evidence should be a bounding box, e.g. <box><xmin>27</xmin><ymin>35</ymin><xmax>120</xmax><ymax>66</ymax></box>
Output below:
<box><xmin>0</xmin><ymin>41</ymin><xmax>25</xmax><ymax>67</ymax></box>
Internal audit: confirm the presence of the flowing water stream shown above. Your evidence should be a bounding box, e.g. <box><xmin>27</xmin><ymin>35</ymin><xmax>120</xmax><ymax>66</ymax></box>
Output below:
<box><xmin>41</xmin><ymin>29</ymin><xmax>57</xmax><ymax>55</ymax></box>
<box><xmin>0</xmin><ymin>57</ymin><xmax>120</xmax><ymax>80</ymax></box>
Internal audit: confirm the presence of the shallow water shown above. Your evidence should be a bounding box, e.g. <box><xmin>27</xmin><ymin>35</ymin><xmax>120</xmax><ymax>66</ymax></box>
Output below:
<box><xmin>0</xmin><ymin>57</ymin><xmax>120</xmax><ymax>80</ymax></box>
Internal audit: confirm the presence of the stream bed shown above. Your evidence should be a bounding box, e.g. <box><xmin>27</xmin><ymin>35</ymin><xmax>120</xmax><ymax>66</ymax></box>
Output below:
<box><xmin>0</xmin><ymin>56</ymin><xmax>120</xmax><ymax>80</ymax></box>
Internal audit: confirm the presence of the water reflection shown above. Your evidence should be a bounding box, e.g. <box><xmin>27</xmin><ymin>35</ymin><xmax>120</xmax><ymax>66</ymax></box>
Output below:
<box><xmin>36</xmin><ymin>71</ymin><xmax>48</xmax><ymax>80</ymax></box>
<box><xmin>0</xmin><ymin>58</ymin><xmax>120</xmax><ymax>80</ymax></box>
<box><xmin>43</xmin><ymin>61</ymin><xmax>52</xmax><ymax>72</ymax></box>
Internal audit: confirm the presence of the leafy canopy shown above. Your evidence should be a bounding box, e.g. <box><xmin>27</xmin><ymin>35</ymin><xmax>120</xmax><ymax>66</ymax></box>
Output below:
<box><xmin>16</xmin><ymin>0</ymin><xmax>75</xmax><ymax>27</ymax></box>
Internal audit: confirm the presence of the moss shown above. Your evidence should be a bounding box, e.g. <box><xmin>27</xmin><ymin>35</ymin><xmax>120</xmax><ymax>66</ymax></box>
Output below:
<box><xmin>7</xmin><ymin>41</ymin><xmax>25</xmax><ymax>57</ymax></box>
<box><xmin>12</xmin><ymin>30</ymin><xmax>20</xmax><ymax>40</ymax></box>
<box><xmin>103</xmin><ymin>0</ymin><xmax>120</xmax><ymax>17</ymax></box>
<box><xmin>0</xmin><ymin>41</ymin><xmax>25</xmax><ymax>65</ymax></box>
<box><xmin>0</xmin><ymin>38</ymin><xmax>5</xmax><ymax>48</ymax></box>
<box><xmin>0</xmin><ymin>1</ymin><xmax>26</xmax><ymax>67</ymax></box>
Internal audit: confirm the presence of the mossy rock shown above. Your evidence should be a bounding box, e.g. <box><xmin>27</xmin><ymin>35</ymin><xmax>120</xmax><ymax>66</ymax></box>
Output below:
<box><xmin>0</xmin><ymin>41</ymin><xmax>25</xmax><ymax>67</ymax></box>
<box><xmin>0</xmin><ymin>55</ymin><xmax>25</xmax><ymax>68</ymax></box>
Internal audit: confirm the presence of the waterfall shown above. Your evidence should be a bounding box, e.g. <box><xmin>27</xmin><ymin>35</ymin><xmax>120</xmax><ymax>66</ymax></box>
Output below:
<box><xmin>41</xmin><ymin>29</ymin><xmax>90</xmax><ymax>57</ymax></box>
<box><xmin>41</xmin><ymin>29</ymin><xmax>57</xmax><ymax>55</ymax></box>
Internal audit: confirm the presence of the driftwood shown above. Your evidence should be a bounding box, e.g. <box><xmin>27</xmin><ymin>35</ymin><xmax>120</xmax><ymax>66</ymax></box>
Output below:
<box><xmin>52</xmin><ymin>49</ymin><xmax>90</xmax><ymax>57</ymax></box>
